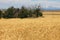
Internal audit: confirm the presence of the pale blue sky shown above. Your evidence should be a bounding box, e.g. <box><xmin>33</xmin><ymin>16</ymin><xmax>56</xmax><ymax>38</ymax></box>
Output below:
<box><xmin>0</xmin><ymin>0</ymin><xmax>60</xmax><ymax>10</ymax></box>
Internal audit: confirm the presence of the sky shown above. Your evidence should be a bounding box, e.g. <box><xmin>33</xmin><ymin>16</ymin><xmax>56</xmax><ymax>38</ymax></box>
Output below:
<box><xmin>0</xmin><ymin>0</ymin><xmax>60</xmax><ymax>10</ymax></box>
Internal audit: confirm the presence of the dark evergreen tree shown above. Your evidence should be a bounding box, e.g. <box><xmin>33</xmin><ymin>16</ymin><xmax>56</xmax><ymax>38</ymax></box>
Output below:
<box><xmin>0</xmin><ymin>10</ymin><xmax>2</xmax><ymax>18</ymax></box>
<box><xmin>4</xmin><ymin>6</ymin><xmax>15</xmax><ymax>18</ymax></box>
<box><xmin>18</xmin><ymin>6</ymin><xmax>28</xmax><ymax>18</ymax></box>
<box><xmin>35</xmin><ymin>6</ymin><xmax>43</xmax><ymax>17</ymax></box>
<box><xmin>1</xmin><ymin>5</ymin><xmax>43</xmax><ymax>19</ymax></box>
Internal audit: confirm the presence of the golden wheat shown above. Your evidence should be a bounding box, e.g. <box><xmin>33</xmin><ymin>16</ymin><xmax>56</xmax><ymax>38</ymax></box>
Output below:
<box><xmin>0</xmin><ymin>12</ymin><xmax>60</xmax><ymax>40</ymax></box>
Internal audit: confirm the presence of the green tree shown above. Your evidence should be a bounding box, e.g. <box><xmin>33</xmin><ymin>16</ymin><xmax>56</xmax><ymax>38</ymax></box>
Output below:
<box><xmin>18</xmin><ymin>6</ymin><xmax>28</xmax><ymax>18</ymax></box>
<box><xmin>2</xmin><ymin>5</ymin><xmax>43</xmax><ymax>19</ymax></box>
<box><xmin>0</xmin><ymin>10</ymin><xmax>2</xmax><ymax>18</ymax></box>
<box><xmin>34</xmin><ymin>6</ymin><xmax>43</xmax><ymax>17</ymax></box>
<box><xmin>4</xmin><ymin>6</ymin><xmax>15</xmax><ymax>18</ymax></box>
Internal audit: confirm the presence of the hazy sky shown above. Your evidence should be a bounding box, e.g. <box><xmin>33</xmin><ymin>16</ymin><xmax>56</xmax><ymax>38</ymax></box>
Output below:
<box><xmin>0</xmin><ymin>0</ymin><xmax>60</xmax><ymax>9</ymax></box>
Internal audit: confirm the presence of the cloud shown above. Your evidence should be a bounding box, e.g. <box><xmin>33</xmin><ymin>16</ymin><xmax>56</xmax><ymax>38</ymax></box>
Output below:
<box><xmin>43</xmin><ymin>1</ymin><xmax>60</xmax><ymax>8</ymax></box>
<box><xmin>0</xmin><ymin>0</ymin><xmax>31</xmax><ymax>3</ymax></box>
<box><xmin>0</xmin><ymin>0</ymin><xmax>60</xmax><ymax>9</ymax></box>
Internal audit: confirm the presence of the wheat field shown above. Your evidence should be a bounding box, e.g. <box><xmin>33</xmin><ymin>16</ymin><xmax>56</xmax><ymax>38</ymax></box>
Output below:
<box><xmin>0</xmin><ymin>12</ymin><xmax>60</xmax><ymax>40</ymax></box>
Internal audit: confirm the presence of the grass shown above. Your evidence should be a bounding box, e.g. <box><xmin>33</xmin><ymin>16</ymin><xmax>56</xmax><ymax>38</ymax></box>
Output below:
<box><xmin>0</xmin><ymin>12</ymin><xmax>60</xmax><ymax>40</ymax></box>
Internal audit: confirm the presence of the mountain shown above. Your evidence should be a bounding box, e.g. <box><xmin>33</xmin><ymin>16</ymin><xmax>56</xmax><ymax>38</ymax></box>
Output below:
<box><xmin>42</xmin><ymin>6</ymin><xmax>60</xmax><ymax>10</ymax></box>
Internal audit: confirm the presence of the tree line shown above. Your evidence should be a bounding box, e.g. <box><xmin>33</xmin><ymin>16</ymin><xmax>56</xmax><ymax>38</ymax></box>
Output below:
<box><xmin>0</xmin><ymin>6</ymin><xmax>43</xmax><ymax>19</ymax></box>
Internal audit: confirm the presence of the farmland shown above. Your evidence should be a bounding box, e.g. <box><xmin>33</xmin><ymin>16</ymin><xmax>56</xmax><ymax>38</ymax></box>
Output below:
<box><xmin>0</xmin><ymin>12</ymin><xmax>60</xmax><ymax>40</ymax></box>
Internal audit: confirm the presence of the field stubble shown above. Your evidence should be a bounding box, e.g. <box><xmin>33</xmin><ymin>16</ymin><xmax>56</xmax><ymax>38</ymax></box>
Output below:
<box><xmin>0</xmin><ymin>12</ymin><xmax>60</xmax><ymax>40</ymax></box>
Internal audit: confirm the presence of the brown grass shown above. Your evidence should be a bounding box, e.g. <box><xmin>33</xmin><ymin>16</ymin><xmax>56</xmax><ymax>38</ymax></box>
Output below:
<box><xmin>0</xmin><ymin>12</ymin><xmax>60</xmax><ymax>40</ymax></box>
